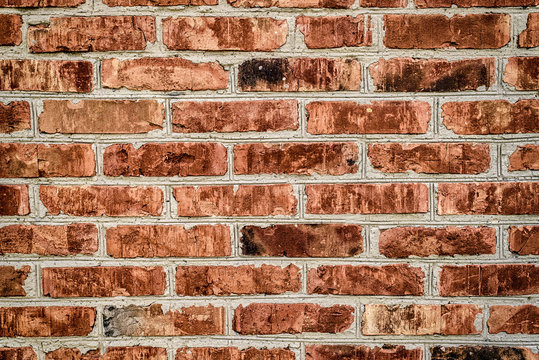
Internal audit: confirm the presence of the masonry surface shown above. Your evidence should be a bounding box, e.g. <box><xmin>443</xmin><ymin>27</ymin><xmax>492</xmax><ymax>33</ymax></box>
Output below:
<box><xmin>0</xmin><ymin>0</ymin><xmax>538</xmax><ymax>359</ymax></box>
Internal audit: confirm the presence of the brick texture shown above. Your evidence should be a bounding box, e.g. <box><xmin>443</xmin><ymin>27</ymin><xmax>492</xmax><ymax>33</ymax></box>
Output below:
<box><xmin>0</xmin><ymin>101</ymin><xmax>30</xmax><ymax>133</ymax></box>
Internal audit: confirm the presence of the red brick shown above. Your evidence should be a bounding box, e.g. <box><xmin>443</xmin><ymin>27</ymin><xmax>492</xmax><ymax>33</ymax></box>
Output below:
<box><xmin>0</xmin><ymin>14</ymin><xmax>22</xmax><ymax>45</ymax></box>
<box><xmin>307</xmin><ymin>101</ymin><xmax>430</xmax><ymax>135</ymax></box>
<box><xmin>0</xmin><ymin>348</ymin><xmax>36</xmax><ymax>360</ymax></box>
<box><xmin>296</xmin><ymin>16</ymin><xmax>371</xmax><ymax>49</ymax></box>
<box><xmin>508</xmin><ymin>225</ymin><xmax>539</xmax><ymax>255</ymax></box>
<box><xmin>175</xmin><ymin>264</ymin><xmax>301</xmax><ymax>295</ymax></box>
<box><xmin>306</xmin><ymin>183</ymin><xmax>428</xmax><ymax>214</ymax></box>
<box><xmin>519</xmin><ymin>13</ymin><xmax>539</xmax><ymax>48</ymax></box>
<box><xmin>360</xmin><ymin>0</ymin><xmax>407</xmax><ymax>5</ymax></box>
<box><xmin>0</xmin><ymin>0</ymin><xmax>84</xmax><ymax>6</ymax></box>
<box><xmin>39</xmin><ymin>100</ymin><xmax>164</xmax><ymax>134</ymax></box>
<box><xmin>227</xmin><ymin>0</ymin><xmax>354</xmax><ymax>8</ymax></box>
<box><xmin>488</xmin><ymin>305</ymin><xmax>538</xmax><ymax>334</ymax></box>
<box><xmin>0</xmin><ymin>185</ymin><xmax>29</xmax><ymax>216</ymax></box>
<box><xmin>163</xmin><ymin>17</ymin><xmax>287</xmax><ymax>51</ymax></box>
<box><xmin>306</xmin><ymin>345</ymin><xmax>422</xmax><ymax>360</ymax></box>
<box><xmin>238</xmin><ymin>58</ymin><xmax>361</xmax><ymax>92</ymax></box>
<box><xmin>176</xmin><ymin>348</ymin><xmax>295</xmax><ymax>360</ymax></box>
<box><xmin>103</xmin><ymin>304</ymin><xmax>225</xmax><ymax>336</ymax></box>
<box><xmin>106</xmin><ymin>224</ymin><xmax>231</xmax><ymax>258</ymax></box>
<box><xmin>308</xmin><ymin>264</ymin><xmax>424</xmax><ymax>295</ymax></box>
<box><xmin>104</xmin><ymin>143</ymin><xmax>227</xmax><ymax>177</ymax></box>
<box><xmin>368</xmin><ymin>143</ymin><xmax>490</xmax><ymax>174</ymax></box>
<box><xmin>509</xmin><ymin>144</ymin><xmax>539</xmax><ymax>171</ymax></box>
<box><xmin>439</xmin><ymin>264</ymin><xmax>539</xmax><ymax>296</ymax></box>
<box><xmin>233</xmin><ymin>303</ymin><xmax>354</xmax><ymax>334</ymax></box>
<box><xmin>438</xmin><ymin>182</ymin><xmax>539</xmax><ymax>215</ymax></box>
<box><xmin>370</xmin><ymin>58</ymin><xmax>495</xmax><ymax>92</ymax></box>
<box><xmin>46</xmin><ymin>347</ymin><xmax>167</xmax><ymax>360</ymax></box>
<box><xmin>417</xmin><ymin>0</ymin><xmax>538</xmax><ymax>5</ymax></box>
<box><xmin>0</xmin><ymin>144</ymin><xmax>36</xmax><ymax>177</ymax></box>
<box><xmin>240</xmin><ymin>224</ymin><xmax>363</xmax><ymax>257</ymax></box>
<box><xmin>29</xmin><ymin>16</ymin><xmax>155</xmax><ymax>53</ymax></box>
<box><xmin>504</xmin><ymin>57</ymin><xmax>539</xmax><ymax>90</ymax></box>
<box><xmin>174</xmin><ymin>184</ymin><xmax>297</xmax><ymax>216</ymax></box>
<box><xmin>40</xmin><ymin>186</ymin><xmax>163</xmax><ymax>217</ymax></box>
<box><xmin>0</xmin><ymin>306</ymin><xmax>95</xmax><ymax>337</ymax></box>
<box><xmin>0</xmin><ymin>60</ymin><xmax>93</xmax><ymax>92</ymax></box>
<box><xmin>362</xmin><ymin>304</ymin><xmax>481</xmax><ymax>335</ymax></box>
<box><xmin>379</xmin><ymin>226</ymin><xmax>496</xmax><ymax>258</ymax></box>
<box><xmin>104</xmin><ymin>0</ymin><xmax>215</xmax><ymax>4</ymax></box>
<box><xmin>234</xmin><ymin>142</ymin><xmax>358</xmax><ymax>175</ymax></box>
<box><xmin>442</xmin><ymin>99</ymin><xmax>539</xmax><ymax>134</ymax></box>
<box><xmin>431</xmin><ymin>346</ymin><xmax>539</xmax><ymax>360</ymax></box>
<box><xmin>384</xmin><ymin>14</ymin><xmax>509</xmax><ymax>49</ymax></box>
<box><xmin>0</xmin><ymin>101</ymin><xmax>30</xmax><ymax>133</ymax></box>
<box><xmin>43</xmin><ymin>267</ymin><xmax>166</xmax><ymax>297</ymax></box>
<box><xmin>0</xmin><ymin>224</ymin><xmax>98</xmax><ymax>255</ymax></box>
<box><xmin>102</xmin><ymin>58</ymin><xmax>228</xmax><ymax>91</ymax></box>
<box><xmin>0</xmin><ymin>266</ymin><xmax>29</xmax><ymax>296</ymax></box>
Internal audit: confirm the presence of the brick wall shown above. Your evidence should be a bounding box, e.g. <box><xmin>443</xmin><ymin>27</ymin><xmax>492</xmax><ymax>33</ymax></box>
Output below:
<box><xmin>0</xmin><ymin>0</ymin><xmax>538</xmax><ymax>358</ymax></box>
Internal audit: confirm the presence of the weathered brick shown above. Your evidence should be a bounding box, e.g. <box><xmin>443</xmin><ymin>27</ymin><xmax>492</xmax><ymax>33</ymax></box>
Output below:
<box><xmin>0</xmin><ymin>185</ymin><xmax>29</xmax><ymax>216</ymax></box>
<box><xmin>103</xmin><ymin>304</ymin><xmax>225</xmax><ymax>336</ymax></box>
<box><xmin>439</xmin><ymin>264</ymin><xmax>539</xmax><ymax>296</ymax></box>
<box><xmin>0</xmin><ymin>348</ymin><xmax>37</xmax><ymax>360</ymax></box>
<box><xmin>442</xmin><ymin>99</ymin><xmax>539</xmax><ymax>134</ymax></box>
<box><xmin>29</xmin><ymin>16</ymin><xmax>155</xmax><ymax>52</ymax></box>
<box><xmin>0</xmin><ymin>0</ymin><xmax>84</xmax><ymax>6</ymax></box>
<box><xmin>438</xmin><ymin>182</ymin><xmax>539</xmax><ymax>215</ymax></box>
<box><xmin>233</xmin><ymin>303</ymin><xmax>354</xmax><ymax>334</ymax></box>
<box><xmin>0</xmin><ymin>224</ymin><xmax>98</xmax><ymax>255</ymax></box>
<box><xmin>40</xmin><ymin>186</ymin><xmax>163</xmax><ymax>217</ymax></box>
<box><xmin>519</xmin><ymin>13</ymin><xmax>539</xmax><ymax>48</ymax></box>
<box><xmin>0</xmin><ymin>14</ymin><xmax>22</xmax><ymax>45</ymax></box>
<box><xmin>509</xmin><ymin>144</ymin><xmax>539</xmax><ymax>171</ymax></box>
<box><xmin>106</xmin><ymin>224</ymin><xmax>231</xmax><ymax>258</ymax></box>
<box><xmin>238</xmin><ymin>58</ymin><xmax>361</xmax><ymax>92</ymax></box>
<box><xmin>504</xmin><ymin>57</ymin><xmax>539</xmax><ymax>90</ymax></box>
<box><xmin>384</xmin><ymin>14</ymin><xmax>510</xmax><ymax>49</ymax></box>
<box><xmin>0</xmin><ymin>60</ymin><xmax>93</xmax><ymax>92</ymax></box>
<box><xmin>46</xmin><ymin>347</ymin><xmax>167</xmax><ymax>360</ymax></box>
<box><xmin>0</xmin><ymin>307</ymin><xmax>95</xmax><ymax>337</ymax></box>
<box><xmin>296</xmin><ymin>16</ymin><xmax>371</xmax><ymax>49</ymax></box>
<box><xmin>234</xmin><ymin>142</ymin><xmax>358</xmax><ymax>175</ymax></box>
<box><xmin>306</xmin><ymin>183</ymin><xmax>428</xmax><ymax>214</ymax></box>
<box><xmin>369</xmin><ymin>143</ymin><xmax>490</xmax><ymax>174</ymax></box>
<box><xmin>379</xmin><ymin>226</ymin><xmax>496</xmax><ymax>258</ymax></box>
<box><xmin>42</xmin><ymin>267</ymin><xmax>166</xmax><ymax>297</ymax></box>
<box><xmin>0</xmin><ymin>101</ymin><xmax>30</xmax><ymax>133</ymax></box>
<box><xmin>307</xmin><ymin>101</ymin><xmax>430</xmax><ymax>134</ymax></box>
<box><xmin>370</xmin><ymin>58</ymin><xmax>495</xmax><ymax>92</ymax></box>
<box><xmin>104</xmin><ymin>0</ymin><xmax>216</xmax><ymax>5</ymax></box>
<box><xmin>417</xmin><ymin>0</ymin><xmax>538</xmax><ymax>5</ymax></box>
<box><xmin>240</xmin><ymin>224</ymin><xmax>363</xmax><ymax>257</ymax></box>
<box><xmin>174</xmin><ymin>184</ymin><xmax>297</xmax><ymax>217</ymax></box>
<box><xmin>103</xmin><ymin>143</ymin><xmax>227</xmax><ymax>177</ymax></box>
<box><xmin>508</xmin><ymin>225</ymin><xmax>539</xmax><ymax>255</ymax></box>
<box><xmin>431</xmin><ymin>346</ymin><xmax>539</xmax><ymax>360</ymax></box>
<box><xmin>0</xmin><ymin>265</ymin><xmax>29</xmax><ymax>296</ymax></box>
<box><xmin>176</xmin><ymin>264</ymin><xmax>301</xmax><ymax>295</ymax></box>
<box><xmin>306</xmin><ymin>345</ymin><xmax>422</xmax><ymax>360</ymax></box>
<box><xmin>176</xmin><ymin>348</ymin><xmax>295</xmax><ymax>360</ymax></box>
<box><xmin>359</xmin><ymin>0</ymin><xmax>407</xmax><ymax>6</ymax></box>
<box><xmin>362</xmin><ymin>304</ymin><xmax>481</xmax><ymax>335</ymax></box>
<box><xmin>308</xmin><ymin>264</ymin><xmax>424</xmax><ymax>295</ymax></box>
<box><xmin>163</xmin><ymin>17</ymin><xmax>287</xmax><ymax>51</ymax></box>
<box><xmin>101</xmin><ymin>58</ymin><xmax>228</xmax><ymax>91</ymax></box>
<box><xmin>227</xmin><ymin>0</ymin><xmax>354</xmax><ymax>8</ymax></box>
<box><xmin>39</xmin><ymin>100</ymin><xmax>164</xmax><ymax>134</ymax></box>
<box><xmin>172</xmin><ymin>100</ymin><xmax>298</xmax><ymax>133</ymax></box>
<box><xmin>489</xmin><ymin>305</ymin><xmax>538</xmax><ymax>334</ymax></box>
<box><xmin>0</xmin><ymin>144</ymin><xmax>35</xmax><ymax>178</ymax></box>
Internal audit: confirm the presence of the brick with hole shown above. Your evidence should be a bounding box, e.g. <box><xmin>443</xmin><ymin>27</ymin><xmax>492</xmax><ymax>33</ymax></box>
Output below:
<box><xmin>0</xmin><ymin>265</ymin><xmax>30</xmax><ymax>296</ymax></box>
<box><xmin>519</xmin><ymin>13</ymin><xmax>539</xmax><ymax>48</ymax></box>
<box><xmin>0</xmin><ymin>185</ymin><xmax>29</xmax><ymax>216</ymax></box>
<box><xmin>233</xmin><ymin>303</ymin><xmax>354</xmax><ymax>334</ymax></box>
<box><xmin>504</xmin><ymin>57</ymin><xmax>539</xmax><ymax>90</ymax></box>
<box><xmin>172</xmin><ymin>100</ymin><xmax>298</xmax><ymax>133</ymax></box>
<box><xmin>176</xmin><ymin>347</ymin><xmax>295</xmax><ymax>360</ymax></box>
<box><xmin>0</xmin><ymin>348</ymin><xmax>36</xmax><ymax>359</ymax></box>
<box><xmin>508</xmin><ymin>225</ymin><xmax>539</xmax><ymax>255</ymax></box>
<box><xmin>104</xmin><ymin>143</ymin><xmax>227</xmax><ymax>177</ymax></box>
<box><xmin>0</xmin><ymin>101</ymin><xmax>30</xmax><ymax>133</ymax></box>
<box><xmin>509</xmin><ymin>144</ymin><xmax>539</xmax><ymax>171</ymax></box>
<box><xmin>46</xmin><ymin>347</ymin><xmax>168</xmax><ymax>360</ymax></box>
<box><xmin>240</xmin><ymin>224</ymin><xmax>363</xmax><ymax>257</ymax></box>
<box><xmin>0</xmin><ymin>14</ymin><xmax>22</xmax><ymax>45</ymax></box>
<box><xmin>175</xmin><ymin>264</ymin><xmax>301</xmax><ymax>295</ymax></box>
<box><xmin>234</xmin><ymin>142</ymin><xmax>358</xmax><ymax>175</ymax></box>
<box><xmin>163</xmin><ymin>17</ymin><xmax>287</xmax><ymax>51</ymax></box>
<box><xmin>488</xmin><ymin>305</ymin><xmax>538</xmax><ymax>334</ymax></box>
<box><xmin>296</xmin><ymin>16</ymin><xmax>372</xmax><ymax>49</ymax></box>
<box><xmin>305</xmin><ymin>345</ymin><xmax>422</xmax><ymax>360</ymax></box>
<box><xmin>306</xmin><ymin>100</ymin><xmax>431</xmax><ymax>134</ymax></box>
<box><xmin>431</xmin><ymin>346</ymin><xmax>539</xmax><ymax>360</ymax></box>
<box><xmin>227</xmin><ymin>0</ymin><xmax>354</xmax><ymax>8</ymax></box>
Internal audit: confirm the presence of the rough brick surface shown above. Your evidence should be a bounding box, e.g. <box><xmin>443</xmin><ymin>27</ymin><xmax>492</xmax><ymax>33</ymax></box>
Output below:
<box><xmin>0</xmin><ymin>14</ymin><xmax>22</xmax><ymax>45</ymax></box>
<box><xmin>504</xmin><ymin>57</ymin><xmax>539</xmax><ymax>90</ymax></box>
<box><xmin>519</xmin><ymin>13</ymin><xmax>539</xmax><ymax>48</ymax></box>
<box><xmin>509</xmin><ymin>144</ymin><xmax>539</xmax><ymax>171</ymax></box>
<box><xmin>0</xmin><ymin>265</ymin><xmax>30</xmax><ymax>296</ymax></box>
<box><xmin>0</xmin><ymin>101</ymin><xmax>30</xmax><ymax>133</ymax></box>
<box><xmin>488</xmin><ymin>305</ymin><xmax>538</xmax><ymax>334</ymax></box>
<box><xmin>508</xmin><ymin>225</ymin><xmax>539</xmax><ymax>255</ymax></box>
<box><xmin>227</xmin><ymin>0</ymin><xmax>354</xmax><ymax>8</ymax></box>
<box><xmin>431</xmin><ymin>347</ymin><xmax>539</xmax><ymax>360</ymax></box>
<box><xmin>417</xmin><ymin>0</ymin><xmax>538</xmax><ymax>6</ymax></box>
<box><xmin>0</xmin><ymin>185</ymin><xmax>30</xmax><ymax>216</ymax></box>
<box><xmin>296</xmin><ymin>16</ymin><xmax>371</xmax><ymax>49</ymax></box>
<box><xmin>0</xmin><ymin>0</ymin><xmax>84</xmax><ymax>6</ymax></box>
<box><xmin>104</xmin><ymin>0</ymin><xmax>217</xmax><ymax>5</ymax></box>
<box><xmin>176</xmin><ymin>348</ymin><xmax>295</xmax><ymax>360</ymax></box>
<box><xmin>46</xmin><ymin>347</ymin><xmax>168</xmax><ymax>360</ymax></box>
<box><xmin>0</xmin><ymin>348</ymin><xmax>37</xmax><ymax>359</ymax></box>
<box><xmin>305</xmin><ymin>345</ymin><xmax>422</xmax><ymax>360</ymax></box>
